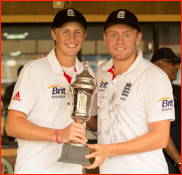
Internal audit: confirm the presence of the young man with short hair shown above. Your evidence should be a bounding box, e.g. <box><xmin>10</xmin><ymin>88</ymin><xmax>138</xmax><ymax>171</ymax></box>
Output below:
<box><xmin>5</xmin><ymin>8</ymin><xmax>94</xmax><ymax>174</ymax></box>
<box><xmin>84</xmin><ymin>9</ymin><xmax>174</xmax><ymax>174</ymax></box>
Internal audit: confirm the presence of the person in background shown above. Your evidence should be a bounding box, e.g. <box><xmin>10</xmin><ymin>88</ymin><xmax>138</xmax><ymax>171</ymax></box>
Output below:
<box><xmin>83</xmin><ymin>9</ymin><xmax>174</xmax><ymax>174</ymax></box>
<box><xmin>5</xmin><ymin>8</ymin><xmax>94</xmax><ymax>174</ymax></box>
<box><xmin>151</xmin><ymin>47</ymin><xmax>181</xmax><ymax>174</ymax></box>
<box><xmin>2</xmin><ymin>65</ymin><xmax>24</xmax><ymax>142</ymax></box>
<box><xmin>3</xmin><ymin>65</ymin><xmax>24</xmax><ymax>110</ymax></box>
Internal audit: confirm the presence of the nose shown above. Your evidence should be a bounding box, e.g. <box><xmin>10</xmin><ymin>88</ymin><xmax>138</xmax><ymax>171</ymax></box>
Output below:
<box><xmin>175</xmin><ymin>63</ymin><xmax>180</xmax><ymax>70</ymax></box>
<box><xmin>69</xmin><ymin>33</ymin><xmax>75</xmax><ymax>42</ymax></box>
<box><xmin>117</xmin><ymin>35</ymin><xmax>124</xmax><ymax>44</ymax></box>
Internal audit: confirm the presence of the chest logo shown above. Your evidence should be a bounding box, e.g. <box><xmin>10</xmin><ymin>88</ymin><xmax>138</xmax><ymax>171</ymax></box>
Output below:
<box><xmin>48</xmin><ymin>85</ymin><xmax>66</xmax><ymax>99</ymax></box>
<box><xmin>99</xmin><ymin>79</ymin><xmax>108</xmax><ymax>88</ymax></box>
<box><xmin>120</xmin><ymin>82</ymin><xmax>132</xmax><ymax>101</ymax></box>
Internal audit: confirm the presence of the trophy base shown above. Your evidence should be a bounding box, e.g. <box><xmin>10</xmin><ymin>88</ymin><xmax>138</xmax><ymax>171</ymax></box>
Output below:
<box><xmin>58</xmin><ymin>144</ymin><xmax>91</xmax><ymax>165</ymax></box>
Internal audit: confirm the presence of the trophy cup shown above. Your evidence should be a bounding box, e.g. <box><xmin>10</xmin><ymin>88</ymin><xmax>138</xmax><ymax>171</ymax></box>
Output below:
<box><xmin>58</xmin><ymin>60</ymin><xmax>97</xmax><ymax>165</ymax></box>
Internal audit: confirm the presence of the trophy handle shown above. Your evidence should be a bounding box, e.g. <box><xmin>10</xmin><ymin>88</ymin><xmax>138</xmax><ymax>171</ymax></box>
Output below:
<box><xmin>96</xmin><ymin>87</ymin><xmax>100</xmax><ymax>109</ymax></box>
<box><xmin>67</xmin><ymin>86</ymin><xmax>71</xmax><ymax>105</ymax></box>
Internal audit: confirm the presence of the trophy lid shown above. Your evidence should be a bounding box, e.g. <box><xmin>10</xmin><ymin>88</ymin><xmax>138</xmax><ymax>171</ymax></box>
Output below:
<box><xmin>71</xmin><ymin>60</ymin><xmax>96</xmax><ymax>89</ymax></box>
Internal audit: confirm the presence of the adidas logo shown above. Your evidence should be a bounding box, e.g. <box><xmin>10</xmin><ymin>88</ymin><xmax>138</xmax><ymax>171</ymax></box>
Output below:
<box><xmin>13</xmin><ymin>91</ymin><xmax>21</xmax><ymax>101</ymax></box>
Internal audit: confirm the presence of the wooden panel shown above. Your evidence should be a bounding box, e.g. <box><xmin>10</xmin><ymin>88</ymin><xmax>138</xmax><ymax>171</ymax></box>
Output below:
<box><xmin>1</xmin><ymin>148</ymin><xmax>17</xmax><ymax>156</ymax></box>
<box><xmin>37</xmin><ymin>40</ymin><xmax>55</xmax><ymax>53</ymax></box>
<box><xmin>97</xmin><ymin>40</ymin><xmax>109</xmax><ymax>55</ymax></box>
<box><xmin>1</xmin><ymin>65</ymin><xmax>7</xmax><ymax>79</ymax></box>
<box><xmin>82</xmin><ymin>41</ymin><xmax>96</xmax><ymax>55</ymax></box>
<box><xmin>1</xmin><ymin>40</ymin><xmax>36</xmax><ymax>54</ymax></box>
<box><xmin>1</xmin><ymin>1</ymin><xmax>181</xmax><ymax>15</ymax></box>
<box><xmin>2</xmin><ymin>15</ymin><xmax>181</xmax><ymax>23</ymax></box>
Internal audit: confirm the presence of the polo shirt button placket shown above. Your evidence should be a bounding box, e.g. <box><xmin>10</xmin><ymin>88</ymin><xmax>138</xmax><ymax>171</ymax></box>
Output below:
<box><xmin>109</xmin><ymin>80</ymin><xmax>115</xmax><ymax>97</ymax></box>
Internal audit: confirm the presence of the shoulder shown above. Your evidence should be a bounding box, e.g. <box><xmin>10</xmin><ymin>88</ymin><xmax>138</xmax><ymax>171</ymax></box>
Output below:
<box><xmin>141</xmin><ymin>58</ymin><xmax>169</xmax><ymax>79</ymax></box>
<box><xmin>22</xmin><ymin>57</ymin><xmax>49</xmax><ymax>75</ymax></box>
<box><xmin>95</xmin><ymin>61</ymin><xmax>108</xmax><ymax>75</ymax></box>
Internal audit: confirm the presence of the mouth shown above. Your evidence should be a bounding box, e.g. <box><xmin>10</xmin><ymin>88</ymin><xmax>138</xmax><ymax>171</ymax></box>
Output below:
<box><xmin>115</xmin><ymin>47</ymin><xmax>126</xmax><ymax>51</ymax></box>
<box><xmin>66</xmin><ymin>44</ymin><xmax>77</xmax><ymax>48</ymax></box>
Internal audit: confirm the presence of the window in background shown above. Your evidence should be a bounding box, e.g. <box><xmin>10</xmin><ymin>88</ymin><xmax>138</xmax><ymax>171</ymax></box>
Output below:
<box><xmin>1</xmin><ymin>24</ymin><xmax>53</xmax><ymax>95</ymax></box>
<box><xmin>1</xmin><ymin>22</ymin><xmax>181</xmax><ymax>96</ymax></box>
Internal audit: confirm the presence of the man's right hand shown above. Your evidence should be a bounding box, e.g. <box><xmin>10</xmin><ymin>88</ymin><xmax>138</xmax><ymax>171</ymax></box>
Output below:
<box><xmin>59</xmin><ymin>122</ymin><xmax>87</xmax><ymax>144</ymax></box>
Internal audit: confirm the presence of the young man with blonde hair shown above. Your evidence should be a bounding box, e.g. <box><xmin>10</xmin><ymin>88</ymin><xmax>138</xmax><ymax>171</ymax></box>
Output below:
<box><xmin>84</xmin><ymin>9</ymin><xmax>174</xmax><ymax>174</ymax></box>
<box><xmin>5</xmin><ymin>8</ymin><xmax>94</xmax><ymax>174</ymax></box>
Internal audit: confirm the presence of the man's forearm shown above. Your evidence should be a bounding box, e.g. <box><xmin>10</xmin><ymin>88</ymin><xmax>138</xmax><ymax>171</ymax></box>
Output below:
<box><xmin>5</xmin><ymin>109</ymin><xmax>87</xmax><ymax>144</ymax></box>
<box><xmin>107</xmin><ymin>120</ymin><xmax>170</xmax><ymax>157</ymax></box>
<box><xmin>164</xmin><ymin>135</ymin><xmax>181</xmax><ymax>165</ymax></box>
<box><xmin>5</xmin><ymin>111</ymin><xmax>56</xmax><ymax>142</ymax></box>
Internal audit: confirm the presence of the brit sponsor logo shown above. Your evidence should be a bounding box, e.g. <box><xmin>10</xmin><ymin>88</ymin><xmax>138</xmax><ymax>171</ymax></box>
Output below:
<box><xmin>48</xmin><ymin>85</ymin><xmax>66</xmax><ymax>99</ymax></box>
<box><xmin>158</xmin><ymin>97</ymin><xmax>173</xmax><ymax>111</ymax></box>
<box><xmin>99</xmin><ymin>79</ymin><xmax>108</xmax><ymax>91</ymax></box>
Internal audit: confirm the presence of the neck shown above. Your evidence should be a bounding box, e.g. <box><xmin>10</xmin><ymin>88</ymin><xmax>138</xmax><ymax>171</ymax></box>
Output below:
<box><xmin>55</xmin><ymin>49</ymin><xmax>76</xmax><ymax>67</ymax></box>
<box><xmin>113</xmin><ymin>54</ymin><xmax>137</xmax><ymax>77</ymax></box>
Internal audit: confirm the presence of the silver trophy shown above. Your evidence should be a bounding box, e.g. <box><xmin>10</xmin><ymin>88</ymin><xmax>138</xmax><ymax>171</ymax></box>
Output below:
<box><xmin>58</xmin><ymin>60</ymin><xmax>98</xmax><ymax>165</ymax></box>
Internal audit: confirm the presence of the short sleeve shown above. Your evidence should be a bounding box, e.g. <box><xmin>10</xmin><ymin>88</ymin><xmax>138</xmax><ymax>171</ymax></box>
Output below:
<box><xmin>8</xmin><ymin>64</ymin><xmax>43</xmax><ymax>115</ymax></box>
<box><xmin>145</xmin><ymin>74</ymin><xmax>175</xmax><ymax>123</ymax></box>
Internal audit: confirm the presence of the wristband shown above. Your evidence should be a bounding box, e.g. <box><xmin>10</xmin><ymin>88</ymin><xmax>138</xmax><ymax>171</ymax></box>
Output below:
<box><xmin>56</xmin><ymin>129</ymin><xmax>61</xmax><ymax>144</ymax></box>
<box><xmin>174</xmin><ymin>161</ymin><xmax>181</xmax><ymax>167</ymax></box>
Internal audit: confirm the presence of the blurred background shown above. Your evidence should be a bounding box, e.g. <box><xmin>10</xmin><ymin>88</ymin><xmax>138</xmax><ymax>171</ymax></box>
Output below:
<box><xmin>1</xmin><ymin>1</ymin><xmax>181</xmax><ymax>174</ymax></box>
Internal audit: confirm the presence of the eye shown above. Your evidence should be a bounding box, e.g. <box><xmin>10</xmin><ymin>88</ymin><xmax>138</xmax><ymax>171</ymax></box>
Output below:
<box><xmin>124</xmin><ymin>34</ymin><xmax>130</xmax><ymax>37</ymax></box>
<box><xmin>111</xmin><ymin>34</ymin><xmax>116</xmax><ymax>37</ymax></box>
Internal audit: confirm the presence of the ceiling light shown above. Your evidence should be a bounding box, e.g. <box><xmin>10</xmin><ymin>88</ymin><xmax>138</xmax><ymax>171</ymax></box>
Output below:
<box><xmin>24</xmin><ymin>32</ymin><xmax>29</xmax><ymax>36</ymax></box>
<box><xmin>3</xmin><ymin>33</ymin><xmax>8</xmax><ymax>36</ymax></box>
<box><xmin>148</xmin><ymin>42</ymin><xmax>152</xmax><ymax>50</ymax></box>
<box><xmin>6</xmin><ymin>60</ymin><xmax>17</xmax><ymax>67</ymax></box>
<box><xmin>4</xmin><ymin>32</ymin><xmax>29</xmax><ymax>39</ymax></box>
<box><xmin>6</xmin><ymin>34</ymin><xmax>26</xmax><ymax>39</ymax></box>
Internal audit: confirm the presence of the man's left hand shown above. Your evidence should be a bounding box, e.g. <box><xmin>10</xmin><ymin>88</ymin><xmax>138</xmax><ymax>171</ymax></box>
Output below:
<box><xmin>82</xmin><ymin>144</ymin><xmax>110</xmax><ymax>169</ymax></box>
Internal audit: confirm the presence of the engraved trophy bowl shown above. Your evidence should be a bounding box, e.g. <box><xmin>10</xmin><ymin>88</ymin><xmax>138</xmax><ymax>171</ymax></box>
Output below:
<box><xmin>58</xmin><ymin>60</ymin><xmax>97</xmax><ymax>165</ymax></box>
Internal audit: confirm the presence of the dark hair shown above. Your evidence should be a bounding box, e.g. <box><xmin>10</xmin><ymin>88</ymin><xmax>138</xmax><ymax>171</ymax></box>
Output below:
<box><xmin>17</xmin><ymin>65</ymin><xmax>24</xmax><ymax>76</ymax></box>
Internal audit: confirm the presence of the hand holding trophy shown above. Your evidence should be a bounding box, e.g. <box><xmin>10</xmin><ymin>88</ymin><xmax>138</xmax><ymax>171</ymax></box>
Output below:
<box><xmin>58</xmin><ymin>60</ymin><xmax>97</xmax><ymax>165</ymax></box>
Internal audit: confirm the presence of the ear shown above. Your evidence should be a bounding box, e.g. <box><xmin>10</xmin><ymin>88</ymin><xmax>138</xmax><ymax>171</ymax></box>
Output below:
<box><xmin>154</xmin><ymin>61</ymin><xmax>161</xmax><ymax>68</ymax></box>
<box><xmin>51</xmin><ymin>29</ymin><xmax>56</xmax><ymax>41</ymax></box>
<box><xmin>83</xmin><ymin>31</ymin><xmax>87</xmax><ymax>41</ymax></box>
<box><xmin>103</xmin><ymin>32</ymin><xmax>108</xmax><ymax>46</ymax></box>
<box><xmin>136</xmin><ymin>32</ymin><xmax>142</xmax><ymax>46</ymax></box>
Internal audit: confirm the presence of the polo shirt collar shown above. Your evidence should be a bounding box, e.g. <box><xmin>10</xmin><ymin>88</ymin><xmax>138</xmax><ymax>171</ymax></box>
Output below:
<box><xmin>102</xmin><ymin>48</ymin><xmax>143</xmax><ymax>75</ymax></box>
<box><xmin>48</xmin><ymin>48</ymin><xmax>82</xmax><ymax>75</ymax></box>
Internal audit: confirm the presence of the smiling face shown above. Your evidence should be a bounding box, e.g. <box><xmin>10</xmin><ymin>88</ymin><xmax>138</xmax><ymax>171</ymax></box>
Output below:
<box><xmin>103</xmin><ymin>24</ymin><xmax>142</xmax><ymax>63</ymax></box>
<box><xmin>51</xmin><ymin>21</ymin><xmax>87</xmax><ymax>62</ymax></box>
